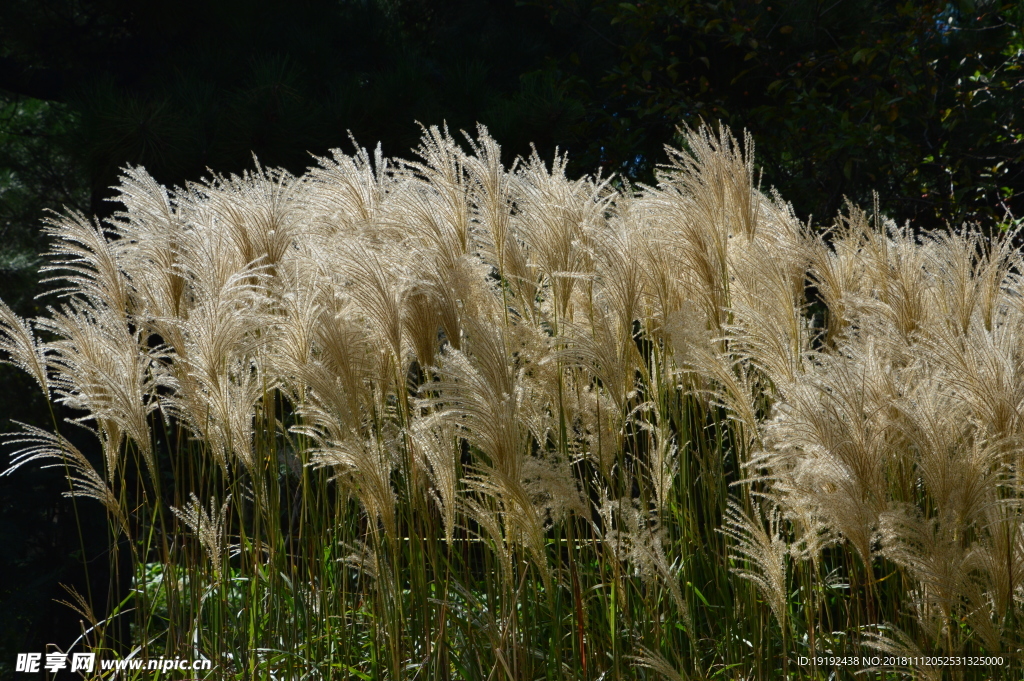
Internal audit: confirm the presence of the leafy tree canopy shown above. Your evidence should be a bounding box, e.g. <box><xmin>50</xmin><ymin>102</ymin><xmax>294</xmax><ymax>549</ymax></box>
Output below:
<box><xmin>532</xmin><ymin>0</ymin><xmax>1023</xmax><ymax>228</ymax></box>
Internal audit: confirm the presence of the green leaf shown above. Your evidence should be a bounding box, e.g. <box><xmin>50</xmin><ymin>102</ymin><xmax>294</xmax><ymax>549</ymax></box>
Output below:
<box><xmin>344</xmin><ymin>665</ymin><xmax>372</xmax><ymax>680</ymax></box>
<box><xmin>688</xmin><ymin>582</ymin><xmax>710</xmax><ymax>607</ymax></box>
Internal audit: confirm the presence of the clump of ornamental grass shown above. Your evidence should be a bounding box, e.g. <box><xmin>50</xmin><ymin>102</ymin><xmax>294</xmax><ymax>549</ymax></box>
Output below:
<box><xmin>2</xmin><ymin>122</ymin><xmax>1023</xmax><ymax>680</ymax></box>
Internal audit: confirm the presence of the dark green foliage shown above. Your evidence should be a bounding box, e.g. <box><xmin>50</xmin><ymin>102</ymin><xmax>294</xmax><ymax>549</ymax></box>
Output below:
<box><xmin>532</xmin><ymin>0</ymin><xmax>1024</xmax><ymax>228</ymax></box>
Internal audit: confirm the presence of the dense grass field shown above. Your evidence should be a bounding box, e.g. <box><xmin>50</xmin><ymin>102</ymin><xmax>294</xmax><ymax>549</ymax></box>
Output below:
<box><xmin>2</xmin><ymin>125</ymin><xmax>1023</xmax><ymax>679</ymax></box>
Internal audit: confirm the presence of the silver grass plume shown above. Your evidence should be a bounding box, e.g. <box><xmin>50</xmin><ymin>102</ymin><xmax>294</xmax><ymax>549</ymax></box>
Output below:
<box><xmin>3</xmin><ymin>423</ymin><xmax>127</xmax><ymax>535</ymax></box>
<box><xmin>0</xmin><ymin>301</ymin><xmax>51</xmax><ymax>395</ymax></box>
<box><xmin>171</xmin><ymin>494</ymin><xmax>231</xmax><ymax>580</ymax></box>
<box><xmin>720</xmin><ymin>500</ymin><xmax>789</xmax><ymax>629</ymax></box>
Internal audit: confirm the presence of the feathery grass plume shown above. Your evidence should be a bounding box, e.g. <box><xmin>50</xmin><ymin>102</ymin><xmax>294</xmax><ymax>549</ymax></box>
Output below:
<box><xmin>205</xmin><ymin>356</ymin><xmax>269</xmax><ymax>475</ymax></box>
<box><xmin>637</xmin><ymin>226</ymin><xmax>688</xmax><ymax>343</ymax></box>
<box><xmin>513</xmin><ymin>145</ymin><xmax>611</xmax><ymax>327</ymax></box>
<box><xmin>668</xmin><ymin>318</ymin><xmax>762</xmax><ymax>449</ymax></box>
<box><xmin>557</xmin><ymin>362</ymin><xmax>623</xmax><ymax>477</ymax></box>
<box><xmin>630</xmin><ymin>646</ymin><xmax>687</xmax><ymax>681</ymax></box>
<box><xmin>763</xmin><ymin>344</ymin><xmax>898</xmax><ymax>565</ymax></box>
<box><xmin>645</xmin><ymin>186</ymin><xmax>729</xmax><ymax>333</ymax></box>
<box><xmin>37</xmin><ymin>299</ymin><xmax>159</xmax><ymax>481</ymax></box>
<box><xmin>921</xmin><ymin>221</ymin><xmax>1022</xmax><ymax>336</ymax></box>
<box><xmin>753</xmin><ymin>415</ymin><xmax>840</xmax><ymax>563</ymax></box>
<box><xmin>395</xmin><ymin>126</ymin><xmax>503</xmax><ymax>355</ymax></box>
<box><xmin>804</xmin><ymin>203</ymin><xmax>870</xmax><ymax>346</ymax></box>
<box><xmin>403</xmin><ymin>288</ymin><xmax>443</xmax><ymax>374</ymax></box>
<box><xmin>173</xmin><ymin>179</ymin><xmax>275</xmax><ymax>307</ymax></box>
<box><xmin>596</xmin><ymin>495</ymin><xmax>688</xmax><ymax>618</ymax></box>
<box><xmin>492</xmin><ymin>214</ymin><xmax>540</xmax><ymax>326</ymax></box>
<box><xmin>721</xmin><ymin>500</ymin><xmax>789</xmax><ymax>629</ymax></box>
<box><xmin>922</xmin><ymin>226</ymin><xmax>990</xmax><ymax>336</ymax></box>
<box><xmin>587</xmin><ymin>197</ymin><xmax>648</xmax><ymax>340</ymax></box>
<box><xmin>506</xmin><ymin>319</ymin><xmax>560</xmax><ymax>431</ymax></box>
<box><xmin>429</xmin><ymin>318</ymin><xmax>532</xmax><ymax>483</ymax></box>
<box><xmin>39</xmin><ymin>210</ymin><xmax>131</xmax><ymax>314</ymax></box>
<box><xmin>520</xmin><ymin>452</ymin><xmax>587</xmax><ymax>529</ymax></box>
<box><xmin>922</xmin><ymin>306</ymin><xmax>1024</xmax><ymax>439</ymax></box>
<box><xmin>155</xmin><ymin>212</ymin><xmax>271</xmax><ymax>352</ymax></box>
<box><xmin>56</xmin><ymin>584</ymin><xmax>100</xmax><ymax>632</ymax></box>
<box><xmin>461</xmin><ymin>464</ymin><xmax>551</xmax><ymax>589</ymax></box>
<box><xmin>305</xmin><ymin>138</ymin><xmax>394</xmax><ymax>237</ymax></box>
<box><xmin>410</xmin><ymin>245</ymin><xmax>495</xmax><ymax>357</ymax></box>
<box><xmin>662</xmin><ymin>300</ymin><xmax>712</xmax><ymax>367</ymax></box>
<box><xmin>310</xmin><ymin>430</ymin><xmax>398</xmax><ymax>540</ymax></box>
<box><xmin>206</xmin><ymin>160</ymin><xmax>301</xmax><ymax>276</ymax></box>
<box><xmin>552</xmin><ymin>198</ymin><xmax>653</xmax><ymax>455</ymax></box>
<box><xmin>339</xmin><ymin>539</ymin><xmax>379</xmax><ymax>582</ymax></box>
<box><xmin>462</xmin><ymin>124</ymin><xmax>518</xmax><ymax>277</ymax></box>
<box><xmin>108</xmin><ymin>166</ymin><xmax>189</xmax><ymax>321</ymax></box>
<box><xmin>877</xmin><ymin>506</ymin><xmax>975</xmax><ymax>651</ymax></box>
<box><xmin>2</xmin><ymin>423</ymin><xmax>127</xmax><ymax>535</ymax></box>
<box><xmin>960</xmin><ymin>576</ymin><xmax>1006</xmax><ymax>653</ymax></box>
<box><xmin>892</xmin><ymin>379</ymin><xmax>1002</xmax><ymax>523</ymax></box>
<box><xmin>855</xmin><ymin>212</ymin><xmax>935</xmax><ymax>343</ymax></box>
<box><xmin>965</xmin><ymin>503</ymin><xmax>1024</xmax><ymax>649</ymax></box>
<box><xmin>171</xmin><ymin>494</ymin><xmax>231</xmax><ymax>580</ymax></box>
<box><xmin>650</xmin><ymin>125</ymin><xmax>758</xmax><ymax>335</ymax></box>
<box><xmin>0</xmin><ymin>301</ymin><xmax>51</xmax><ymax>394</ymax></box>
<box><xmin>334</xmin><ymin>238</ymin><xmax>409</xmax><ymax>382</ymax></box>
<box><xmin>726</xmin><ymin>210</ymin><xmax>813</xmax><ymax>390</ymax></box>
<box><xmin>159</xmin><ymin>285</ymin><xmax>271</xmax><ymax>474</ymax></box>
<box><xmin>666</xmin><ymin>123</ymin><xmax>760</xmax><ymax>241</ymax></box>
<box><xmin>409</xmin><ymin>414</ymin><xmax>461</xmax><ymax>541</ymax></box>
<box><xmin>646</xmin><ymin>413</ymin><xmax>680</xmax><ymax>517</ymax></box>
<box><xmin>753</xmin><ymin>194</ymin><xmax>1024</xmax><ymax>662</ymax></box>
<box><xmin>425</xmin><ymin>315</ymin><xmax>556</xmax><ymax>582</ymax></box>
<box><xmin>295</xmin><ymin>296</ymin><xmax>376</xmax><ymax>435</ymax></box>
<box><xmin>399</xmin><ymin>123</ymin><xmax>475</xmax><ymax>270</ymax></box>
<box><xmin>554</xmin><ymin>302</ymin><xmax>644</xmax><ymax>420</ymax></box>
<box><xmin>861</xmin><ymin>625</ymin><xmax>943</xmax><ymax>681</ymax></box>
<box><xmin>271</xmin><ymin>261</ymin><xmax>323</xmax><ymax>379</ymax></box>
